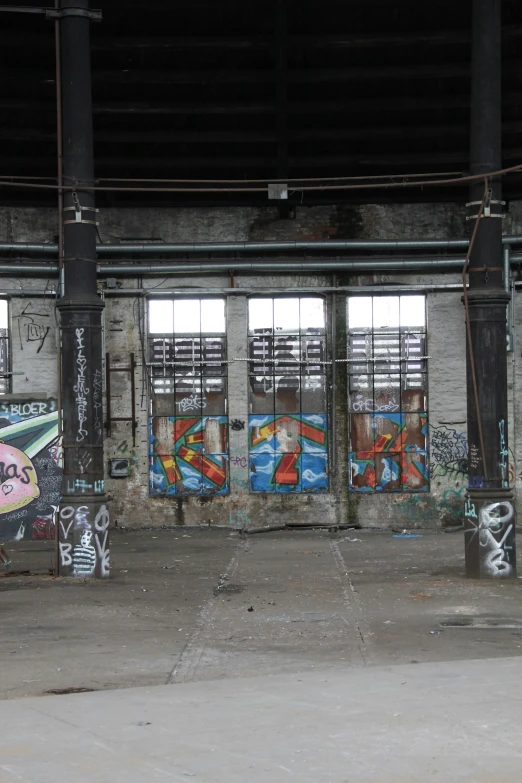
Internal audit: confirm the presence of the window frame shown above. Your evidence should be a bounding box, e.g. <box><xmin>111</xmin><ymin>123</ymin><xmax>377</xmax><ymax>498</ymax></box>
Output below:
<box><xmin>347</xmin><ymin>294</ymin><xmax>429</xmax><ymax>494</ymax></box>
<box><xmin>147</xmin><ymin>297</ymin><xmax>229</xmax><ymax>497</ymax></box>
<box><xmin>247</xmin><ymin>295</ymin><xmax>329</xmax><ymax>494</ymax></box>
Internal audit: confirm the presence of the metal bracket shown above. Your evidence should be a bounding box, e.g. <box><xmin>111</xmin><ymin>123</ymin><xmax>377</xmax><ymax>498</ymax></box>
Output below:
<box><xmin>63</xmin><ymin>193</ymin><xmax>99</xmax><ymax>225</ymax></box>
<box><xmin>466</xmin><ymin>190</ymin><xmax>505</xmax><ymax>220</ymax></box>
<box><xmin>46</xmin><ymin>8</ymin><xmax>102</xmax><ymax>21</ymax></box>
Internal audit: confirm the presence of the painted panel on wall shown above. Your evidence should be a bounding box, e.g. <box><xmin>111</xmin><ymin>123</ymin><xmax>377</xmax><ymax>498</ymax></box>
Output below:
<box><xmin>349</xmin><ymin>413</ymin><xmax>428</xmax><ymax>493</ymax></box>
<box><xmin>248</xmin><ymin>414</ymin><xmax>328</xmax><ymax>493</ymax></box>
<box><xmin>0</xmin><ymin>400</ymin><xmax>61</xmax><ymax>541</ymax></box>
<box><xmin>150</xmin><ymin>416</ymin><xmax>228</xmax><ymax>495</ymax></box>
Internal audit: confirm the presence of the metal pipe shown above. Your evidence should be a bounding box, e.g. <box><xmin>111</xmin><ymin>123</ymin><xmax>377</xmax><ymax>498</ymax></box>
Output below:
<box><xmin>107</xmin><ymin>284</ymin><xmax>472</xmax><ymax>295</ymax></box>
<box><xmin>504</xmin><ymin>245</ymin><xmax>511</xmax><ymax>293</ymax></box>
<box><xmin>2</xmin><ymin>252</ymin><xmax>522</xmax><ymax>276</ymax></box>
<box><xmin>2</xmin><ymin>235</ymin><xmax>522</xmax><ymax>255</ymax></box>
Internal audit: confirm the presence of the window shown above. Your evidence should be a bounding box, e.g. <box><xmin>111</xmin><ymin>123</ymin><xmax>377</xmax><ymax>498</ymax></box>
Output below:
<box><xmin>148</xmin><ymin>299</ymin><xmax>228</xmax><ymax>495</ymax></box>
<box><xmin>248</xmin><ymin>297</ymin><xmax>328</xmax><ymax>492</ymax></box>
<box><xmin>348</xmin><ymin>295</ymin><xmax>428</xmax><ymax>492</ymax></box>
<box><xmin>0</xmin><ymin>300</ymin><xmax>9</xmax><ymax>394</ymax></box>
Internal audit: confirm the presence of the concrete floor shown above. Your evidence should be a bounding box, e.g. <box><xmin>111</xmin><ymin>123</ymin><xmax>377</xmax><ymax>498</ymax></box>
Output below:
<box><xmin>2</xmin><ymin>528</ymin><xmax>522</xmax><ymax>698</ymax></box>
<box><xmin>2</xmin><ymin>528</ymin><xmax>522</xmax><ymax>781</ymax></box>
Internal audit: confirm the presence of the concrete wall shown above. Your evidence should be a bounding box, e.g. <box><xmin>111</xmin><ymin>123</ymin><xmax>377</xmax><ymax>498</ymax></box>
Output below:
<box><xmin>1</xmin><ymin>201</ymin><xmax>521</xmax><ymax>530</ymax></box>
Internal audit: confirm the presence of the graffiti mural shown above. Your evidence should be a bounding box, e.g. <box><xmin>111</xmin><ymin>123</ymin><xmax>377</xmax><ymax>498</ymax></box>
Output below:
<box><xmin>248</xmin><ymin>414</ymin><xmax>328</xmax><ymax>493</ymax></box>
<box><xmin>150</xmin><ymin>416</ymin><xmax>228</xmax><ymax>495</ymax></box>
<box><xmin>0</xmin><ymin>400</ymin><xmax>61</xmax><ymax>542</ymax></box>
<box><xmin>349</xmin><ymin>413</ymin><xmax>428</xmax><ymax>492</ymax></box>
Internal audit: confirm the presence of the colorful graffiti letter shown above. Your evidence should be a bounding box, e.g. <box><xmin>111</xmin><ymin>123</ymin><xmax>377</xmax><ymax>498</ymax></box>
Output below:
<box><xmin>249</xmin><ymin>414</ymin><xmax>328</xmax><ymax>493</ymax></box>
<box><xmin>150</xmin><ymin>416</ymin><xmax>228</xmax><ymax>495</ymax></box>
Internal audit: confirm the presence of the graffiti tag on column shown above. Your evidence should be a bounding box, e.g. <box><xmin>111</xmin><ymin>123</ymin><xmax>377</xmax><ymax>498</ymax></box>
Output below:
<box><xmin>59</xmin><ymin>504</ymin><xmax>110</xmax><ymax>578</ymax></box>
<box><xmin>94</xmin><ymin>504</ymin><xmax>110</xmax><ymax>577</ymax></box>
<box><xmin>230</xmin><ymin>455</ymin><xmax>248</xmax><ymax>468</ymax></box>
<box><xmin>464</xmin><ymin>497</ymin><xmax>477</xmax><ymax>519</ymax></box>
<box><xmin>479</xmin><ymin>502</ymin><xmax>514</xmax><ymax>577</ymax></box>
<box><xmin>93</xmin><ymin>369</ymin><xmax>102</xmax><ymax>442</ymax></box>
<box><xmin>176</xmin><ymin>395</ymin><xmax>206</xmax><ymax>412</ymax></box>
<box><xmin>74</xmin><ymin>328</ymin><xmax>89</xmax><ymax>443</ymax></box>
<box><xmin>499</xmin><ymin>419</ymin><xmax>509</xmax><ymax>488</ymax></box>
<box><xmin>230</xmin><ymin>419</ymin><xmax>245</xmax><ymax>431</ymax></box>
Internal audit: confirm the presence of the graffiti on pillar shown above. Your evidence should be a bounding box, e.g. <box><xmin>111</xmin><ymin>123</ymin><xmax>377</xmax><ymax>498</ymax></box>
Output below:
<box><xmin>59</xmin><ymin>503</ymin><xmax>110</xmax><ymax>578</ymax></box>
<box><xmin>93</xmin><ymin>369</ymin><xmax>103</xmax><ymax>442</ymax></box>
<box><xmin>0</xmin><ymin>400</ymin><xmax>61</xmax><ymax>542</ymax></box>
<box><xmin>74</xmin><ymin>328</ymin><xmax>89</xmax><ymax>443</ymax></box>
<box><xmin>499</xmin><ymin>420</ymin><xmax>509</xmax><ymax>489</ymax></box>
<box><xmin>465</xmin><ymin>500</ymin><xmax>515</xmax><ymax>578</ymax></box>
<box><xmin>248</xmin><ymin>414</ymin><xmax>328</xmax><ymax>492</ymax></box>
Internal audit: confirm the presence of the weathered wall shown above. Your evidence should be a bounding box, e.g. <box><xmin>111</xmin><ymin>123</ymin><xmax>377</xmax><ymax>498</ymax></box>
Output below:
<box><xmin>0</xmin><ymin>200</ymin><xmax>521</xmax><ymax>531</ymax></box>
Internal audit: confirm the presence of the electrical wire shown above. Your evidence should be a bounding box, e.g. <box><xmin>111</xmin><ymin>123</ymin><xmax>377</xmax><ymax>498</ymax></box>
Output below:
<box><xmin>0</xmin><ymin>170</ymin><xmax>465</xmax><ymax>184</ymax></box>
<box><xmin>95</xmin><ymin>171</ymin><xmax>464</xmax><ymax>185</ymax></box>
<box><xmin>462</xmin><ymin>179</ymin><xmax>490</xmax><ymax>482</ymax></box>
<box><xmin>0</xmin><ymin>162</ymin><xmax>522</xmax><ymax>193</ymax></box>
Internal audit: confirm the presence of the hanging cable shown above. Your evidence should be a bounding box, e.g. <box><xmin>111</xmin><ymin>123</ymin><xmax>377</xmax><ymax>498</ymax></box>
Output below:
<box><xmin>0</xmin><ymin>163</ymin><xmax>521</xmax><ymax>193</ymax></box>
<box><xmin>462</xmin><ymin>179</ymin><xmax>490</xmax><ymax>481</ymax></box>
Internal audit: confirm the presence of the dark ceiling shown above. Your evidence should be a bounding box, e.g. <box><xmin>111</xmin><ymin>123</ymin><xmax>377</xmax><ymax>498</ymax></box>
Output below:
<box><xmin>1</xmin><ymin>0</ymin><xmax>522</xmax><ymax>207</ymax></box>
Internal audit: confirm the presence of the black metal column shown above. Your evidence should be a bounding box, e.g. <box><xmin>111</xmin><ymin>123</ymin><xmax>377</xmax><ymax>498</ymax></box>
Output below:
<box><xmin>57</xmin><ymin>0</ymin><xmax>109</xmax><ymax>578</ymax></box>
<box><xmin>463</xmin><ymin>0</ymin><xmax>515</xmax><ymax>578</ymax></box>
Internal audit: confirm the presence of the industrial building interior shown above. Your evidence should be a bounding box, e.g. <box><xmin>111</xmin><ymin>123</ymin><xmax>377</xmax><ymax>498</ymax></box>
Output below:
<box><xmin>0</xmin><ymin>1</ymin><xmax>522</xmax><ymax>781</ymax></box>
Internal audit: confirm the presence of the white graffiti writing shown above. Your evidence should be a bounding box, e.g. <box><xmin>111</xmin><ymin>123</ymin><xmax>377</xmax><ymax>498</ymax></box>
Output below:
<box><xmin>93</xmin><ymin>369</ymin><xmax>103</xmax><ymax>442</ymax></box>
<box><xmin>352</xmin><ymin>396</ymin><xmax>400</xmax><ymax>413</ymax></box>
<box><xmin>465</xmin><ymin>500</ymin><xmax>515</xmax><ymax>578</ymax></box>
<box><xmin>499</xmin><ymin>420</ymin><xmax>509</xmax><ymax>489</ymax></box>
<box><xmin>94</xmin><ymin>505</ymin><xmax>110</xmax><ymax>577</ymax></box>
<box><xmin>73</xmin><ymin>329</ymin><xmax>89</xmax><ymax>443</ymax></box>
<box><xmin>176</xmin><ymin>395</ymin><xmax>207</xmax><ymax>412</ymax></box>
<box><xmin>59</xmin><ymin>504</ymin><xmax>110</xmax><ymax>578</ymax></box>
<box><xmin>479</xmin><ymin>501</ymin><xmax>514</xmax><ymax>578</ymax></box>
<box><xmin>0</xmin><ymin>402</ymin><xmax>53</xmax><ymax>417</ymax></box>
<box><xmin>72</xmin><ymin>529</ymin><xmax>97</xmax><ymax>576</ymax></box>
<box><xmin>59</xmin><ymin>542</ymin><xmax>72</xmax><ymax>566</ymax></box>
